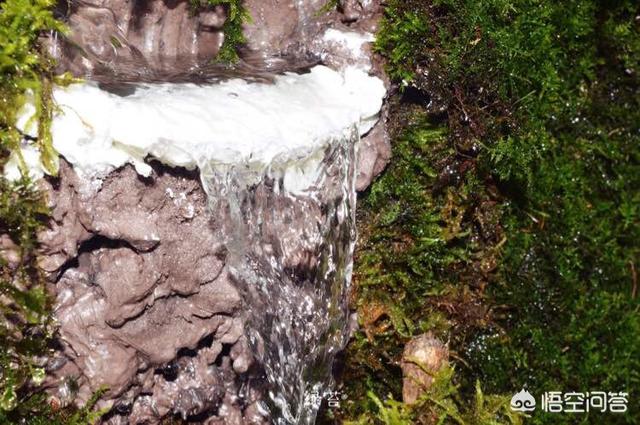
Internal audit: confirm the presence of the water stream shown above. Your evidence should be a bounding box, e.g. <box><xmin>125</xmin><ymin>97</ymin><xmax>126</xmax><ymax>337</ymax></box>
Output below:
<box><xmin>15</xmin><ymin>7</ymin><xmax>384</xmax><ymax>420</ymax></box>
<box><xmin>6</xmin><ymin>58</ymin><xmax>381</xmax><ymax>421</ymax></box>
<box><xmin>200</xmin><ymin>128</ymin><xmax>358</xmax><ymax>424</ymax></box>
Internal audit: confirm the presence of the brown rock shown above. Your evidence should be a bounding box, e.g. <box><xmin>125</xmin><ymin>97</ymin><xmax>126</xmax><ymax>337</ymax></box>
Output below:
<box><xmin>401</xmin><ymin>333</ymin><xmax>449</xmax><ymax>404</ymax></box>
<box><xmin>37</xmin><ymin>1</ymin><xmax>394</xmax><ymax>422</ymax></box>
<box><xmin>341</xmin><ymin>0</ymin><xmax>363</xmax><ymax>22</ymax></box>
<box><xmin>356</xmin><ymin>118</ymin><xmax>391</xmax><ymax>191</ymax></box>
<box><xmin>242</xmin><ymin>0</ymin><xmax>301</xmax><ymax>56</ymax></box>
<box><xmin>46</xmin><ymin>0</ymin><xmax>391</xmax><ymax>192</ymax></box>
<box><xmin>51</xmin><ymin>0</ymin><xmax>225</xmax><ymax>75</ymax></box>
<box><xmin>0</xmin><ymin>234</ymin><xmax>21</xmax><ymax>270</ymax></box>
<box><xmin>43</xmin><ymin>160</ymin><xmax>257</xmax><ymax>422</ymax></box>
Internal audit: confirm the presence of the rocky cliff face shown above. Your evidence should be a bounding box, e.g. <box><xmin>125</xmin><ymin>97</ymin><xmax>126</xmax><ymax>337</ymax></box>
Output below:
<box><xmin>42</xmin><ymin>161</ymin><xmax>263</xmax><ymax>423</ymax></box>
<box><xmin>37</xmin><ymin>1</ymin><xmax>391</xmax><ymax>423</ymax></box>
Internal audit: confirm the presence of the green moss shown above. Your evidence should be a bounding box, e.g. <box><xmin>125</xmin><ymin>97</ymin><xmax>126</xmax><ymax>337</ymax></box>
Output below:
<box><xmin>337</xmin><ymin>108</ymin><xmax>511</xmax><ymax>424</ymax></box>
<box><xmin>1</xmin><ymin>385</ymin><xmax>109</xmax><ymax>424</ymax></box>
<box><xmin>318</xmin><ymin>0</ymin><xmax>340</xmax><ymax>15</ymax></box>
<box><xmin>0</xmin><ymin>0</ymin><xmax>102</xmax><ymax>422</ymax></box>
<box><xmin>347</xmin><ymin>367</ymin><xmax>522</xmax><ymax>425</ymax></box>
<box><xmin>1</xmin><ymin>0</ymin><xmax>60</xmax><ymax>411</ymax></box>
<box><xmin>344</xmin><ymin>0</ymin><xmax>640</xmax><ymax>424</ymax></box>
<box><xmin>0</xmin><ymin>0</ymin><xmax>67</xmax><ymax>174</ymax></box>
<box><xmin>190</xmin><ymin>0</ymin><xmax>251</xmax><ymax>63</ymax></box>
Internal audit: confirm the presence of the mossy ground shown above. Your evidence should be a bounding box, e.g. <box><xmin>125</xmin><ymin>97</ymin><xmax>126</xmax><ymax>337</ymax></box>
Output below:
<box><xmin>334</xmin><ymin>0</ymin><xmax>640</xmax><ymax>424</ymax></box>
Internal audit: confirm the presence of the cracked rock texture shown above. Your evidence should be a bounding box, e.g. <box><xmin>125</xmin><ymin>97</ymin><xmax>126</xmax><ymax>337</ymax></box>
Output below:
<box><xmin>41</xmin><ymin>161</ymin><xmax>266</xmax><ymax>423</ymax></box>
<box><xmin>39</xmin><ymin>1</ymin><xmax>391</xmax><ymax>423</ymax></box>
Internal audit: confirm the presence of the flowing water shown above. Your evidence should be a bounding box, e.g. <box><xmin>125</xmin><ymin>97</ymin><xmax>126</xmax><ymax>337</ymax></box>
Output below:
<box><xmin>43</xmin><ymin>9</ymin><xmax>369</xmax><ymax>419</ymax></box>
<box><xmin>200</xmin><ymin>129</ymin><xmax>358</xmax><ymax>424</ymax></box>
<box><xmin>20</xmin><ymin>54</ymin><xmax>368</xmax><ymax>421</ymax></box>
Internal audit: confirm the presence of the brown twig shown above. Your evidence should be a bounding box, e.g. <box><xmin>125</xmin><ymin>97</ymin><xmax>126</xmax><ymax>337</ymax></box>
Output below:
<box><xmin>630</xmin><ymin>260</ymin><xmax>637</xmax><ymax>300</ymax></box>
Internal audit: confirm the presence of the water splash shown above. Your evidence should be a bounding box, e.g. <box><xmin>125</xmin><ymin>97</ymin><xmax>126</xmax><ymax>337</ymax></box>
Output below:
<box><xmin>200</xmin><ymin>127</ymin><xmax>358</xmax><ymax>424</ymax></box>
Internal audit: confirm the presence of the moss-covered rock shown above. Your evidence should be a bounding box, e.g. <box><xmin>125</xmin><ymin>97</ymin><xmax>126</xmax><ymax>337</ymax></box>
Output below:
<box><xmin>0</xmin><ymin>1</ymin><xmax>102</xmax><ymax>422</ymax></box>
<box><xmin>190</xmin><ymin>0</ymin><xmax>251</xmax><ymax>63</ymax></box>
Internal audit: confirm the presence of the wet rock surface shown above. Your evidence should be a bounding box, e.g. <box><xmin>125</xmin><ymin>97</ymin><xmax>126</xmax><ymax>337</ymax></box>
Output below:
<box><xmin>52</xmin><ymin>0</ymin><xmax>226</xmax><ymax>75</ymax></box>
<box><xmin>241</xmin><ymin>0</ymin><xmax>382</xmax><ymax>59</ymax></box>
<box><xmin>41</xmin><ymin>161</ymin><xmax>266</xmax><ymax>423</ymax></box>
<box><xmin>39</xmin><ymin>1</ymin><xmax>391</xmax><ymax>423</ymax></box>
<box><xmin>48</xmin><ymin>0</ymin><xmax>390</xmax><ymax>191</ymax></box>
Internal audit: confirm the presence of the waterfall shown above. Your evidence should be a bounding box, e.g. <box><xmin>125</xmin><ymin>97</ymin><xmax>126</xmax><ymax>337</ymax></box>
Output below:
<box><xmin>7</xmin><ymin>63</ymin><xmax>383</xmax><ymax>424</ymax></box>
<box><xmin>200</xmin><ymin>128</ymin><xmax>357</xmax><ymax>423</ymax></box>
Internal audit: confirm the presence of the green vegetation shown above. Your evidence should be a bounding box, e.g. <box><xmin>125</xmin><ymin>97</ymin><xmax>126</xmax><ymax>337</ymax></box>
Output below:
<box><xmin>1</xmin><ymin>385</ymin><xmax>107</xmax><ymax>425</ymax></box>
<box><xmin>0</xmin><ymin>0</ymin><xmax>95</xmax><ymax>422</ymax></box>
<box><xmin>190</xmin><ymin>0</ymin><xmax>251</xmax><ymax>63</ymax></box>
<box><xmin>0</xmin><ymin>177</ymin><xmax>49</xmax><ymax>414</ymax></box>
<box><xmin>342</xmin><ymin>0</ymin><xmax>640</xmax><ymax>424</ymax></box>
<box><xmin>0</xmin><ymin>0</ymin><xmax>66</xmax><ymax>175</ymax></box>
<box><xmin>1</xmin><ymin>0</ymin><xmax>59</xmax><ymax>419</ymax></box>
<box><xmin>346</xmin><ymin>366</ymin><xmax>522</xmax><ymax>425</ymax></box>
<box><xmin>318</xmin><ymin>0</ymin><xmax>340</xmax><ymax>15</ymax></box>
<box><xmin>2</xmin><ymin>0</ymin><xmax>639</xmax><ymax>424</ymax></box>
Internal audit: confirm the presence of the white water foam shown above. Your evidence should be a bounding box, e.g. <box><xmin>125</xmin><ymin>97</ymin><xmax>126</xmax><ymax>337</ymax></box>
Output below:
<box><xmin>6</xmin><ymin>65</ymin><xmax>385</xmax><ymax>192</ymax></box>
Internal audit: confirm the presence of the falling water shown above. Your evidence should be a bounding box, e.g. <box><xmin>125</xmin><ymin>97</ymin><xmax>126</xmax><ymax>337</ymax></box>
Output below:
<box><xmin>29</xmin><ymin>16</ymin><xmax>381</xmax><ymax>422</ymax></box>
<box><xmin>200</xmin><ymin>128</ymin><xmax>358</xmax><ymax>424</ymax></box>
